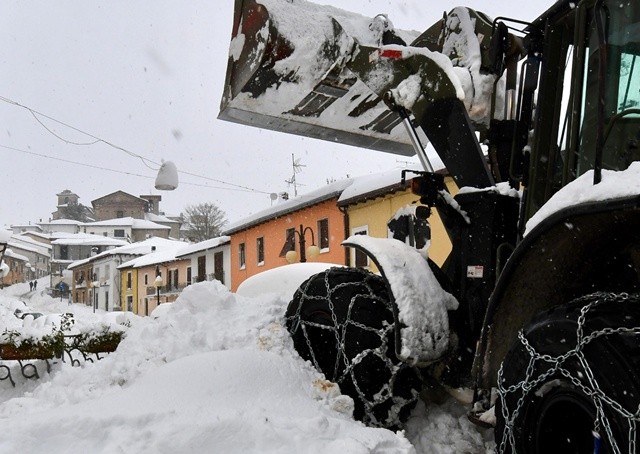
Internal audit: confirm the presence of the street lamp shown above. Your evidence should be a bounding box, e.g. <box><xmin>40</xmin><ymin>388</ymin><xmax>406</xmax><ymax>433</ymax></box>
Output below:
<box><xmin>155</xmin><ymin>160</ymin><xmax>179</xmax><ymax>190</ymax></box>
<box><xmin>285</xmin><ymin>224</ymin><xmax>321</xmax><ymax>263</ymax></box>
<box><xmin>154</xmin><ymin>265</ymin><xmax>163</xmax><ymax>307</ymax></box>
<box><xmin>91</xmin><ymin>280</ymin><xmax>100</xmax><ymax>313</ymax></box>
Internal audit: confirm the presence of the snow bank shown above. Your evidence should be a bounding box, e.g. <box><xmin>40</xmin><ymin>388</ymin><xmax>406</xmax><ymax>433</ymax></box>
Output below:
<box><xmin>236</xmin><ymin>262</ymin><xmax>343</xmax><ymax>300</ymax></box>
<box><xmin>0</xmin><ymin>280</ymin><xmax>413</xmax><ymax>453</ymax></box>
<box><xmin>0</xmin><ymin>274</ymin><xmax>494</xmax><ymax>452</ymax></box>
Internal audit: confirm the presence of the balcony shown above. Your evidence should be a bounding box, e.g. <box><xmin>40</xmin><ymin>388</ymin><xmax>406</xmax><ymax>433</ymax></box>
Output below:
<box><xmin>145</xmin><ymin>285</ymin><xmax>188</xmax><ymax>296</ymax></box>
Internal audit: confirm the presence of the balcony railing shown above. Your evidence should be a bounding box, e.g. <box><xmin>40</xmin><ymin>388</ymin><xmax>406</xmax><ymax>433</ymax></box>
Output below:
<box><xmin>145</xmin><ymin>284</ymin><xmax>188</xmax><ymax>296</ymax></box>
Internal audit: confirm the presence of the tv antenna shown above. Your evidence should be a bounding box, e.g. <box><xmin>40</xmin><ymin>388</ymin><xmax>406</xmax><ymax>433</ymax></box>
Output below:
<box><xmin>285</xmin><ymin>153</ymin><xmax>306</xmax><ymax>197</ymax></box>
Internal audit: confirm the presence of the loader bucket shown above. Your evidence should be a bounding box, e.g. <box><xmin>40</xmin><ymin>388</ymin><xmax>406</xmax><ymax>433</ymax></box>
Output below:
<box><xmin>219</xmin><ymin>0</ymin><xmax>422</xmax><ymax>156</ymax></box>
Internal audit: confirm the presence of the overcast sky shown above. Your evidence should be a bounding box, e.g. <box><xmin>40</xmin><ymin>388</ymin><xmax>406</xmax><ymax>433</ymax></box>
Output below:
<box><xmin>0</xmin><ymin>0</ymin><xmax>547</xmax><ymax>228</ymax></box>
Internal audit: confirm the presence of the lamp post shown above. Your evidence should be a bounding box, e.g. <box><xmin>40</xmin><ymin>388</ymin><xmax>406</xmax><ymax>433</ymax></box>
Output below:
<box><xmin>91</xmin><ymin>280</ymin><xmax>100</xmax><ymax>313</ymax></box>
<box><xmin>154</xmin><ymin>265</ymin><xmax>163</xmax><ymax>308</ymax></box>
<box><xmin>285</xmin><ymin>224</ymin><xmax>321</xmax><ymax>263</ymax></box>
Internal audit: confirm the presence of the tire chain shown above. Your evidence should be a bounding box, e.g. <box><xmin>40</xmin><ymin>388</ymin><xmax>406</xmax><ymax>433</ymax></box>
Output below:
<box><xmin>286</xmin><ymin>268</ymin><xmax>418</xmax><ymax>428</ymax></box>
<box><xmin>496</xmin><ymin>292</ymin><xmax>640</xmax><ymax>454</ymax></box>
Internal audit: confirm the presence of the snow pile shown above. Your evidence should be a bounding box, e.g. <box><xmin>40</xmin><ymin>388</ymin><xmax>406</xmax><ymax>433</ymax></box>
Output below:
<box><xmin>0</xmin><ymin>280</ymin><xmax>413</xmax><ymax>453</ymax></box>
<box><xmin>343</xmin><ymin>235</ymin><xmax>458</xmax><ymax>365</ymax></box>
<box><xmin>236</xmin><ymin>262</ymin><xmax>343</xmax><ymax>300</ymax></box>
<box><xmin>525</xmin><ymin>162</ymin><xmax>640</xmax><ymax>235</ymax></box>
<box><xmin>0</xmin><ymin>275</ymin><xmax>494</xmax><ymax>452</ymax></box>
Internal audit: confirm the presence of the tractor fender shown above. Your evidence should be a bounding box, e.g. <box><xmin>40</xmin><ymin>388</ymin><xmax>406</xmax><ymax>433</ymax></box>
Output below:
<box><xmin>343</xmin><ymin>235</ymin><xmax>458</xmax><ymax>366</ymax></box>
<box><xmin>472</xmin><ymin>194</ymin><xmax>640</xmax><ymax>393</ymax></box>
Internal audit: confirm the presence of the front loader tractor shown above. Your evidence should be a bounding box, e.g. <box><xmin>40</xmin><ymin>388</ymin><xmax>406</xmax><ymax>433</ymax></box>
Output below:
<box><xmin>220</xmin><ymin>0</ymin><xmax>640</xmax><ymax>451</ymax></box>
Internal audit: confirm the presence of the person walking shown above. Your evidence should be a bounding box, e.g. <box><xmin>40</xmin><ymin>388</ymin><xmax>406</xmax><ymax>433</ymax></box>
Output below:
<box><xmin>29</xmin><ymin>281</ymin><xmax>33</xmax><ymax>292</ymax></box>
<box><xmin>33</xmin><ymin>280</ymin><xmax>37</xmax><ymax>290</ymax></box>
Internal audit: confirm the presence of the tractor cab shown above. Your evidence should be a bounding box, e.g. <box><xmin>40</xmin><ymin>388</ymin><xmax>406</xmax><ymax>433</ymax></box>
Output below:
<box><xmin>525</xmin><ymin>0</ymin><xmax>640</xmax><ymax>220</ymax></box>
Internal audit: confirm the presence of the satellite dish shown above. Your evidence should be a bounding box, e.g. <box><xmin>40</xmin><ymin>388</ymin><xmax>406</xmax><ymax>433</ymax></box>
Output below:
<box><xmin>269</xmin><ymin>193</ymin><xmax>278</xmax><ymax>201</ymax></box>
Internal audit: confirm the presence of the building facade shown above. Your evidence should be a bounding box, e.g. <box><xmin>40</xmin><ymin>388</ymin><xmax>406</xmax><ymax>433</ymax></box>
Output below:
<box><xmin>224</xmin><ymin>180</ymin><xmax>351</xmax><ymax>292</ymax></box>
<box><xmin>118</xmin><ymin>242</ymin><xmax>188</xmax><ymax>316</ymax></box>
<box><xmin>175</xmin><ymin>236</ymin><xmax>231</xmax><ymax>288</ymax></box>
<box><xmin>81</xmin><ymin>217</ymin><xmax>171</xmax><ymax>242</ymax></box>
<box><xmin>338</xmin><ymin>170</ymin><xmax>457</xmax><ymax>269</ymax></box>
<box><xmin>68</xmin><ymin>237</ymin><xmax>179</xmax><ymax>312</ymax></box>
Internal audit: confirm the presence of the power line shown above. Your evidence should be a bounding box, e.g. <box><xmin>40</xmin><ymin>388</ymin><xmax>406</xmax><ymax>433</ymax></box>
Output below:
<box><xmin>0</xmin><ymin>94</ymin><xmax>272</xmax><ymax>193</ymax></box>
<box><xmin>0</xmin><ymin>144</ymin><xmax>261</xmax><ymax>193</ymax></box>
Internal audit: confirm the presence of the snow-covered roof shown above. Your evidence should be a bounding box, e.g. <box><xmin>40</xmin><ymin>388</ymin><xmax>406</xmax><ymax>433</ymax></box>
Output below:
<box><xmin>83</xmin><ymin>217</ymin><xmax>170</xmax><ymax>230</ymax></box>
<box><xmin>12</xmin><ymin>235</ymin><xmax>52</xmax><ymax>251</ymax></box>
<box><xmin>175</xmin><ymin>236</ymin><xmax>230</xmax><ymax>258</ymax></box>
<box><xmin>51</xmin><ymin>234</ymin><xmax>129</xmax><ymax>247</ymax></box>
<box><xmin>224</xmin><ymin>179</ymin><xmax>353</xmax><ymax>235</ymax></box>
<box><xmin>4</xmin><ymin>249</ymin><xmax>29</xmax><ymax>262</ymax></box>
<box><xmin>68</xmin><ymin>237</ymin><xmax>184</xmax><ymax>270</ymax></box>
<box><xmin>10</xmin><ymin>223</ymin><xmax>43</xmax><ymax>231</ymax></box>
<box><xmin>118</xmin><ymin>242</ymin><xmax>188</xmax><ymax>269</ymax></box>
<box><xmin>7</xmin><ymin>241</ymin><xmax>40</xmax><ymax>255</ymax></box>
<box><xmin>338</xmin><ymin>169</ymin><xmax>411</xmax><ymax>206</ymax></box>
<box><xmin>39</xmin><ymin>219</ymin><xmax>83</xmax><ymax>226</ymax></box>
<box><xmin>146</xmin><ymin>212</ymin><xmax>181</xmax><ymax>224</ymax></box>
<box><xmin>22</xmin><ymin>231</ymin><xmax>53</xmax><ymax>241</ymax></box>
<box><xmin>56</xmin><ymin>189</ymin><xmax>78</xmax><ymax>196</ymax></box>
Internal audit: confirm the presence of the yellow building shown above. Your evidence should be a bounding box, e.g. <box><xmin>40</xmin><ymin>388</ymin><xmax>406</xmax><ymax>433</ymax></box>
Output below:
<box><xmin>119</xmin><ymin>266</ymin><xmax>139</xmax><ymax>313</ymax></box>
<box><xmin>337</xmin><ymin>170</ymin><xmax>457</xmax><ymax>271</ymax></box>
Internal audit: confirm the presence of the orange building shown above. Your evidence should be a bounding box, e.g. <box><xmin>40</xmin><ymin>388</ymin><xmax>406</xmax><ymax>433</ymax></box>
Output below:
<box><xmin>224</xmin><ymin>181</ymin><xmax>351</xmax><ymax>291</ymax></box>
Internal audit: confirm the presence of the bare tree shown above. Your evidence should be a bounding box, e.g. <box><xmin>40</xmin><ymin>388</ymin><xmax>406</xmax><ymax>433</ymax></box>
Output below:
<box><xmin>182</xmin><ymin>202</ymin><xmax>227</xmax><ymax>242</ymax></box>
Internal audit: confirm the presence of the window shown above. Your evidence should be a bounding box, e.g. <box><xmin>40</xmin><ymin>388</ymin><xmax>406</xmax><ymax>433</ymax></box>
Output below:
<box><xmin>187</xmin><ymin>267</ymin><xmax>192</xmax><ymax>285</ymax></box>
<box><xmin>126</xmin><ymin>272</ymin><xmax>132</xmax><ymax>289</ymax></box>
<box><xmin>114</xmin><ymin>229</ymin><xmax>125</xmax><ymax>238</ymax></box>
<box><xmin>239</xmin><ymin>243</ymin><xmax>246</xmax><ymax>269</ymax></box>
<box><xmin>256</xmin><ymin>237</ymin><xmax>265</xmax><ymax>265</ymax></box>
<box><xmin>126</xmin><ymin>295</ymin><xmax>133</xmax><ymax>312</ymax></box>
<box><xmin>116</xmin><ymin>211</ymin><xmax>124</xmax><ymax>218</ymax></box>
<box><xmin>280</xmin><ymin>228</ymin><xmax>296</xmax><ymax>257</ymax></box>
<box><xmin>144</xmin><ymin>274</ymin><xmax>148</xmax><ymax>286</ymax></box>
<box><xmin>318</xmin><ymin>219</ymin><xmax>329</xmax><ymax>251</ymax></box>
<box><xmin>352</xmin><ymin>226</ymin><xmax>369</xmax><ymax>268</ymax></box>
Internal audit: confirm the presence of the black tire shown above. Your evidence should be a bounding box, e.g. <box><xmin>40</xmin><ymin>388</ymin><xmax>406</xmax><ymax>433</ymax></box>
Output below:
<box><xmin>285</xmin><ymin>266</ymin><xmax>422</xmax><ymax>429</ymax></box>
<box><xmin>495</xmin><ymin>292</ymin><xmax>640</xmax><ymax>453</ymax></box>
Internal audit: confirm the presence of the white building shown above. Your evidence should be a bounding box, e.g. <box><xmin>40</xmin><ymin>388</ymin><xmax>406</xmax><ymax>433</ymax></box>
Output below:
<box><xmin>81</xmin><ymin>217</ymin><xmax>171</xmax><ymax>242</ymax></box>
<box><xmin>7</xmin><ymin>234</ymin><xmax>52</xmax><ymax>279</ymax></box>
<box><xmin>175</xmin><ymin>236</ymin><xmax>231</xmax><ymax>288</ymax></box>
<box><xmin>68</xmin><ymin>237</ymin><xmax>182</xmax><ymax>312</ymax></box>
<box><xmin>38</xmin><ymin>219</ymin><xmax>82</xmax><ymax>234</ymax></box>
